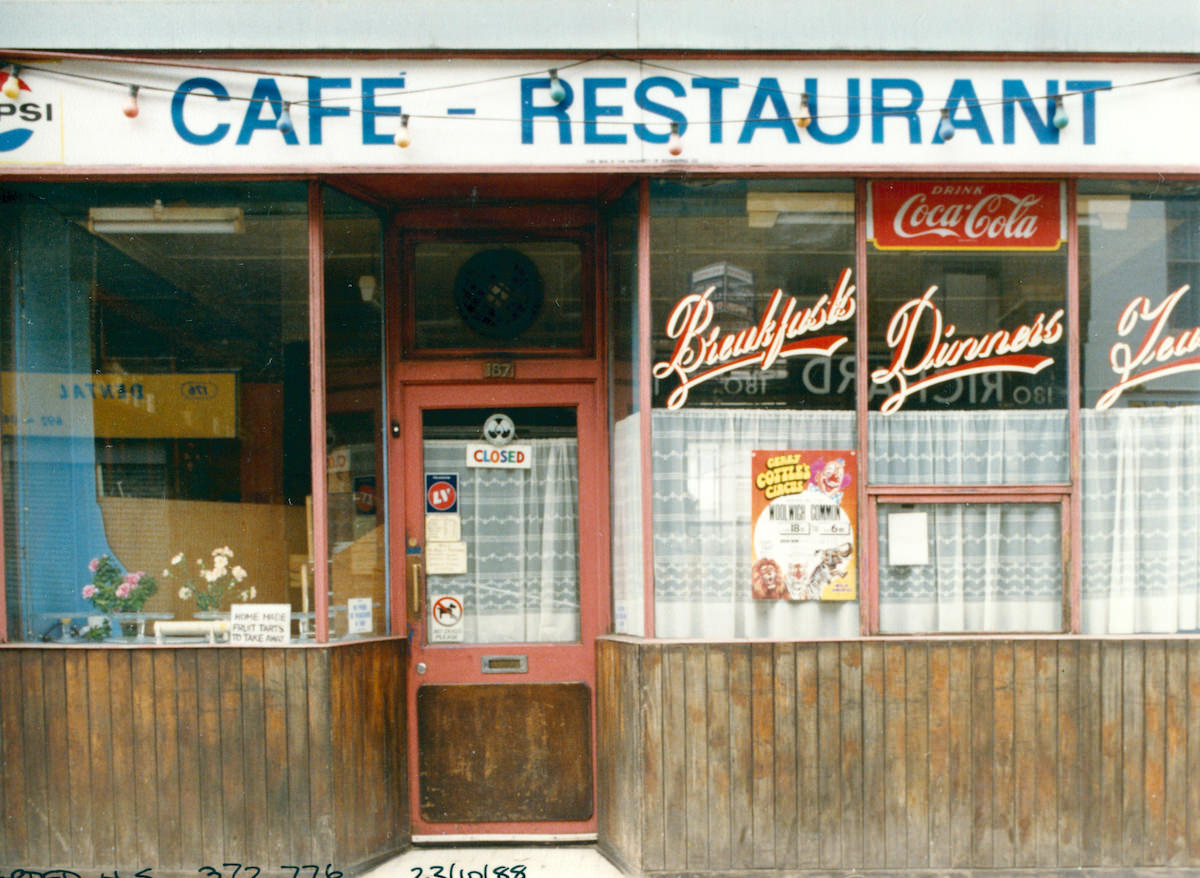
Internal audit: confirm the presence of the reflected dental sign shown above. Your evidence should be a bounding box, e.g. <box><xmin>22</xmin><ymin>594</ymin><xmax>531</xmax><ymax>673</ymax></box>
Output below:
<box><xmin>871</xmin><ymin>180</ymin><xmax>1064</xmax><ymax>251</ymax></box>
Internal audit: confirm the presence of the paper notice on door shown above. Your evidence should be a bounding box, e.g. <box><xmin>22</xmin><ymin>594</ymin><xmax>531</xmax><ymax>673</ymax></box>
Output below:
<box><xmin>427</xmin><ymin>540</ymin><xmax>468</xmax><ymax>575</ymax></box>
<box><xmin>426</xmin><ymin>512</ymin><xmax>462</xmax><ymax>543</ymax></box>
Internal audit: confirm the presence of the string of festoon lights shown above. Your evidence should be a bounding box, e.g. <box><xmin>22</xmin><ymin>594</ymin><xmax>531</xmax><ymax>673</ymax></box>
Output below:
<box><xmin>1</xmin><ymin>51</ymin><xmax>1197</xmax><ymax>154</ymax></box>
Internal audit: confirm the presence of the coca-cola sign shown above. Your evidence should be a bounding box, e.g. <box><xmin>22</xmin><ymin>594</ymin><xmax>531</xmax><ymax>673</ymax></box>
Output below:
<box><xmin>871</xmin><ymin>181</ymin><xmax>1064</xmax><ymax>251</ymax></box>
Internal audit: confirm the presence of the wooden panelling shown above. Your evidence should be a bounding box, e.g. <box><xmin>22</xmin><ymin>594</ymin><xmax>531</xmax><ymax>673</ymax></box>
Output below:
<box><xmin>597</xmin><ymin>636</ymin><xmax>1200</xmax><ymax>877</ymax></box>
<box><xmin>0</xmin><ymin>640</ymin><xmax>407</xmax><ymax>878</ymax></box>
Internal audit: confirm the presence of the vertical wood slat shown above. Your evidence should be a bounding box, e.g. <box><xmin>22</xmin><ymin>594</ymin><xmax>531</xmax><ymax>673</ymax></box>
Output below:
<box><xmin>1057</xmin><ymin>640</ymin><xmax>1082</xmax><ymax>868</ymax></box>
<box><xmin>219</xmin><ymin>649</ymin><xmax>246</xmax><ymax>860</ymax></box>
<box><xmin>816</xmin><ymin>642</ymin><xmax>840</xmax><ymax>869</ymax></box>
<box><xmin>1144</xmin><ymin>641</ymin><xmax>1167</xmax><ymax>865</ymax></box>
<box><xmin>971</xmin><ymin>642</ymin><xmax>995</xmax><ymax>867</ymax></box>
<box><xmin>883</xmin><ymin>643</ymin><xmax>907</xmax><ymax>868</ymax></box>
<box><xmin>108</xmin><ymin>652</ymin><xmax>137</xmax><ymax>863</ymax></box>
<box><xmin>42</xmin><ymin>651</ymin><xmax>69</xmax><ymax>866</ymax></box>
<box><xmin>771</xmin><ymin>644</ymin><xmax>796</xmax><ymax>870</ymax></box>
<box><xmin>992</xmin><ymin>642</ymin><xmax>1016</xmax><ymax>868</ymax></box>
<box><xmin>64</xmin><ymin>651</ymin><xmax>93</xmax><ymax>867</ymax></box>
<box><xmin>660</xmin><ymin>646</ymin><xmax>687</xmax><ymax>869</ymax></box>
<box><xmin>683</xmin><ymin>645</ymin><xmax>708</xmax><ymax>870</ymax></box>
<box><xmin>241</xmin><ymin>650</ymin><xmax>268</xmax><ymax>865</ymax></box>
<box><xmin>85</xmin><ymin>651</ymin><xmax>114</xmax><ymax>868</ymax></box>
<box><xmin>750</xmin><ymin>643</ymin><xmax>775</xmax><ymax>869</ymax></box>
<box><xmin>1079</xmin><ymin>640</ymin><xmax>1104</xmax><ymax>867</ymax></box>
<box><xmin>175</xmin><ymin>651</ymin><xmax>202</xmax><ymax>869</ymax></box>
<box><xmin>706</xmin><ymin>645</ymin><xmax>731</xmax><ymax>872</ymax></box>
<box><xmin>1100</xmin><ymin>641</ymin><xmax>1124</xmax><ymax>866</ymax></box>
<box><xmin>860</xmin><ymin>643</ymin><xmax>886</xmax><ymax>870</ymax></box>
<box><xmin>926</xmin><ymin>644</ymin><xmax>951</xmax><ymax>868</ymax></box>
<box><xmin>728</xmin><ymin>644</ymin><xmax>753</xmax><ymax>869</ymax></box>
<box><xmin>263</xmin><ymin>649</ymin><xmax>290</xmax><ymax>866</ymax></box>
<box><xmin>152</xmin><ymin>649</ymin><xmax>181</xmax><ymax>870</ymax></box>
<box><xmin>794</xmin><ymin>644</ymin><xmax>820</xmax><ymax>867</ymax></box>
<box><xmin>639</xmin><ymin>644</ymin><xmax>664</xmax><ymax>872</ymax></box>
<box><xmin>948</xmin><ymin>642</ymin><xmax>973</xmax><ymax>868</ymax></box>
<box><xmin>1123</xmin><ymin>641</ymin><xmax>1146</xmax><ymax>864</ymax></box>
<box><xmin>1034</xmin><ymin>641</ymin><xmax>1058</xmax><ymax>867</ymax></box>
<box><xmin>131</xmin><ymin>651</ymin><xmax>158</xmax><ymax>868</ymax></box>
<box><xmin>0</xmin><ymin>652</ymin><xmax>28</xmax><ymax>863</ymax></box>
<box><xmin>1164</xmin><ymin>642</ymin><xmax>1188</xmax><ymax>866</ymax></box>
<box><xmin>196</xmin><ymin>649</ymin><xmax>224</xmax><ymax>862</ymax></box>
<box><xmin>1012</xmin><ymin>641</ymin><xmax>1036</xmax><ymax>867</ymax></box>
<box><xmin>839</xmin><ymin>642</ymin><xmax>863</xmax><ymax>870</ymax></box>
<box><xmin>905</xmin><ymin>643</ymin><xmax>929</xmax><ymax>869</ymax></box>
<box><xmin>1188</xmin><ymin>642</ymin><xmax>1200</xmax><ymax>864</ymax></box>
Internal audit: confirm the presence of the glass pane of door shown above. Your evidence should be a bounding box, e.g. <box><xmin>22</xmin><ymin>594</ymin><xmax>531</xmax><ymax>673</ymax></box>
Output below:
<box><xmin>422</xmin><ymin>406</ymin><xmax>580</xmax><ymax>644</ymax></box>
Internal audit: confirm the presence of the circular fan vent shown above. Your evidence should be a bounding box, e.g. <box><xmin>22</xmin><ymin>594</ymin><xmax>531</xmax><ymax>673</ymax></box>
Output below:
<box><xmin>452</xmin><ymin>248</ymin><xmax>544</xmax><ymax>340</ymax></box>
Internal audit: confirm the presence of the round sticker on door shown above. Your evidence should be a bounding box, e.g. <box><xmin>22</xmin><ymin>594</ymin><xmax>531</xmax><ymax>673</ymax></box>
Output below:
<box><xmin>482</xmin><ymin>413</ymin><xmax>516</xmax><ymax>446</ymax></box>
<box><xmin>425</xmin><ymin>473</ymin><xmax>459</xmax><ymax>513</ymax></box>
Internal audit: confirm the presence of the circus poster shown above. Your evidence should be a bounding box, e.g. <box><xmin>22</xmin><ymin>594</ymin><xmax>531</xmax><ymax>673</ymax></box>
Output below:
<box><xmin>750</xmin><ymin>450</ymin><xmax>857</xmax><ymax>601</ymax></box>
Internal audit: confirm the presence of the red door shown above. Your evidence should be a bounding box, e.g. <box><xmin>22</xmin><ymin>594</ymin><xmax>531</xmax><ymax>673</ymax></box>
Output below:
<box><xmin>398</xmin><ymin>381</ymin><xmax>606</xmax><ymax>840</ymax></box>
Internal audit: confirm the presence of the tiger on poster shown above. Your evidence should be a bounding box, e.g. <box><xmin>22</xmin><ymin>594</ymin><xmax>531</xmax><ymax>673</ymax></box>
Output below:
<box><xmin>750</xmin><ymin>450</ymin><xmax>857</xmax><ymax>601</ymax></box>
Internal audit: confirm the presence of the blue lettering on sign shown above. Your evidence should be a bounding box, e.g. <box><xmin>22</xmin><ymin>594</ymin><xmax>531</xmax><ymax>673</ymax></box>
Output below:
<box><xmin>166</xmin><ymin>72</ymin><xmax>1108</xmax><ymax>151</ymax></box>
<box><xmin>172</xmin><ymin>77</ymin><xmax>231</xmax><ymax>145</ymax></box>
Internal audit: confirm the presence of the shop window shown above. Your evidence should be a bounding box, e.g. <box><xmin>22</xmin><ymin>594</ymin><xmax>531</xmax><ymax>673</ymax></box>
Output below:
<box><xmin>323</xmin><ymin>187</ymin><xmax>387</xmax><ymax>638</ymax></box>
<box><xmin>1079</xmin><ymin>181</ymin><xmax>1200</xmax><ymax>633</ymax></box>
<box><xmin>1</xmin><ymin>182</ymin><xmax>310</xmax><ymax>642</ymax></box>
<box><xmin>606</xmin><ymin>186</ymin><xmax>644</xmax><ymax>636</ymax></box>
<box><xmin>867</xmin><ymin>181</ymin><xmax>1069</xmax><ymax>633</ymax></box>
<box><xmin>648</xmin><ymin>179</ymin><xmax>859</xmax><ymax>638</ymax></box>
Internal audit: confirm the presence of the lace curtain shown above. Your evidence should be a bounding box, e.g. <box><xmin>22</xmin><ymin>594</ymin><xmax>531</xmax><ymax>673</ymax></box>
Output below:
<box><xmin>1081</xmin><ymin>406</ymin><xmax>1200</xmax><ymax>633</ymax></box>
<box><xmin>423</xmin><ymin>438</ymin><xmax>580</xmax><ymax>643</ymax></box>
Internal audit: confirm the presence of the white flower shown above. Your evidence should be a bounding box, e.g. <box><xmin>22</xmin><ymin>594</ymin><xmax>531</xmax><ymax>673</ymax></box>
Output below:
<box><xmin>171</xmin><ymin>553</ymin><xmax>184</xmax><ymax>565</ymax></box>
<box><xmin>232</xmin><ymin>565</ymin><xmax>247</xmax><ymax>582</ymax></box>
<box><xmin>248</xmin><ymin>586</ymin><xmax>257</xmax><ymax>599</ymax></box>
<box><xmin>178</xmin><ymin>586</ymin><xmax>193</xmax><ymax>600</ymax></box>
<box><xmin>214</xmin><ymin>555</ymin><xmax>229</xmax><ymax>571</ymax></box>
<box><xmin>161</xmin><ymin>569</ymin><xmax>170</xmax><ymax>577</ymax></box>
<box><xmin>203</xmin><ymin>568</ymin><xmax>219</xmax><ymax>583</ymax></box>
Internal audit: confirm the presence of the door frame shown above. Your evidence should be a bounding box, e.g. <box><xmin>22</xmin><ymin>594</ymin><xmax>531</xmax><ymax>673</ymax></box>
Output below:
<box><xmin>392</xmin><ymin>377</ymin><xmax>609</xmax><ymax>840</ymax></box>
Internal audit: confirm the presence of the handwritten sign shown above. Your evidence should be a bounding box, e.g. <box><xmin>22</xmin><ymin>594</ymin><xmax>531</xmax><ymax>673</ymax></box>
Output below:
<box><xmin>652</xmin><ymin>267</ymin><xmax>856</xmax><ymax>409</ymax></box>
<box><xmin>229</xmin><ymin>603</ymin><xmax>291</xmax><ymax>645</ymax></box>
<box><xmin>1097</xmin><ymin>284</ymin><xmax>1200</xmax><ymax>409</ymax></box>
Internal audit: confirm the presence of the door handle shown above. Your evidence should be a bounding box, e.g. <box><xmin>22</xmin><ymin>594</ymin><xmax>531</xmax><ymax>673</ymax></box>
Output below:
<box><xmin>407</xmin><ymin>538</ymin><xmax>423</xmax><ymax>619</ymax></box>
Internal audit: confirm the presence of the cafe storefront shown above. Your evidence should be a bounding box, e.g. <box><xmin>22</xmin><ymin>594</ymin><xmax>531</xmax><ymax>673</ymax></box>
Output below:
<box><xmin>2</xmin><ymin>51</ymin><xmax>1200</xmax><ymax>877</ymax></box>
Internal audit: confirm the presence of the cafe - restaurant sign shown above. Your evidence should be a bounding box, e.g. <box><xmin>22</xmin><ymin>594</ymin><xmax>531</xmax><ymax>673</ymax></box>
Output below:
<box><xmin>870</xmin><ymin>180</ymin><xmax>1064</xmax><ymax>251</ymax></box>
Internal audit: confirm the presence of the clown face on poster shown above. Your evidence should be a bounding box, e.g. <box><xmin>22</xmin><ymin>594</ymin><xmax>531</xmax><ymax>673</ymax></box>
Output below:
<box><xmin>751</xmin><ymin>450</ymin><xmax>857</xmax><ymax>601</ymax></box>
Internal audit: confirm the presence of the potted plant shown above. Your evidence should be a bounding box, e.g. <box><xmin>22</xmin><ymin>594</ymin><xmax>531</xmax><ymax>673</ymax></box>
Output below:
<box><xmin>164</xmin><ymin>546</ymin><xmax>256</xmax><ymax>613</ymax></box>
<box><xmin>81</xmin><ymin>555</ymin><xmax>158</xmax><ymax>640</ymax></box>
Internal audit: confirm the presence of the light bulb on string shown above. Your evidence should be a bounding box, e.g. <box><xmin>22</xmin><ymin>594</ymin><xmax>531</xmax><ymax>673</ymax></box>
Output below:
<box><xmin>123</xmin><ymin>85</ymin><xmax>140</xmax><ymax>119</ymax></box>
<box><xmin>2</xmin><ymin>65</ymin><xmax>22</xmax><ymax>101</ymax></box>
<box><xmin>667</xmin><ymin>121</ymin><xmax>683</xmax><ymax>156</ymax></box>
<box><xmin>1052</xmin><ymin>94</ymin><xmax>1069</xmax><ymax>130</ymax></box>
<box><xmin>936</xmin><ymin>108</ymin><xmax>956</xmax><ymax>142</ymax></box>
<box><xmin>548</xmin><ymin>69</ymin><xmax>566</xmax><ymax>104</ymax></box>
<box><xmin>276</xmin><ymin>101</ymin><xmax>294</xmax><ymax>135</ymax></box>
<box><xmin>394</xmin><ymin>114</ymin><xmax>411</xmax><ymax>148</ymax></box>
<box><xmin>796</xmin><ymin>92</ymin><xmax>812</xmax><ymax>129</ymax></box>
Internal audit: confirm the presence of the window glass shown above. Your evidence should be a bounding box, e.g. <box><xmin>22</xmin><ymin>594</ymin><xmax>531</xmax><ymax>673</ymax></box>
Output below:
<box><xmin>606</xmin><ymin>187</ymin><xmax>644</xmax><ymax>636</ymax></box>
<box><xmin>878</xmin><ymin>502</ymin><xmax>1063</xmax><ymax>633</ymax></box>
<box><xmin>323</xmin><ymin>187</ymin><xmax>386</xmax><ymax>639</ymax></box>
<box><xmin>649</xmin><ymin>179</ymin><xmax>859</xmax><ymax>639</ymax></box>
<box><xmin>1</xmin><ymin>182</ymin><xmax>310</xmax><ymax>642</ymax></box>
<box><xmin>411</xmin><ymin>237</ymin><xmax>585</xmax><ymax>352</ymax></box>
<box><xmin>866</xmin><ymin>181</ymin><xmax>1070</xmax><ymax>485</ymax></box>
<box><xmin>1079</xmin><ymin>181</ymin><xmax>1200</xmax><ymax>633</ymax></box>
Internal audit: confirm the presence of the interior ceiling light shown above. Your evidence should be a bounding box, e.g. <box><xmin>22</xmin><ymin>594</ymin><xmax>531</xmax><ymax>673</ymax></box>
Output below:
<box><xmin>745</xmin><ymin>191</ymin><xmax>855</xmax><ymax>228</ymax></box>
<box><xmin>88</xmin><ymin>199</ymin><xmax>245</xmax><ymax>234</ymax></box>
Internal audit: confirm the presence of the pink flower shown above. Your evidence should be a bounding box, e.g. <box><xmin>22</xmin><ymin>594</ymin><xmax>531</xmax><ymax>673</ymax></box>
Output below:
<box><xmin>82</xmin><ymin>584</ymin><xmax>97</xmax><ymax>599</ymax></box>
<box><xmin>115</xmin><ymin>582</ymin><xmax>133</xmax><ymax>599</ymax></box>
<box><xmin>88</xmin><ymin>557</ymin><xmax>100</xmax><ymax>573</ymax></box>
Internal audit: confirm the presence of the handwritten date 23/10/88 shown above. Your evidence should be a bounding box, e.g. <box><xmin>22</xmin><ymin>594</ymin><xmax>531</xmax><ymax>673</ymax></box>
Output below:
<box><xmin>410</xmin><ymin>867</ymin><xmax>527</xmax><ymax>878</ymax></box>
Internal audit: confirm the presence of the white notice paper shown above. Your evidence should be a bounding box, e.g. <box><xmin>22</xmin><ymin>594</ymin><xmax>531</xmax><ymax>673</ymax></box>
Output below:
<box><xmin>887</xmin><ymin>512</ymin><xmax>930</xmax><ymax>566</ymax></box>
<box><xmin>229</xmin><ymin>603</ymin><xmax>291</xmax><ymax>645</ymax></box>
<box><xmin>427</xmin><ymin>541</ymin><xmax>469</xmax><ymax>575</ymax></box>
